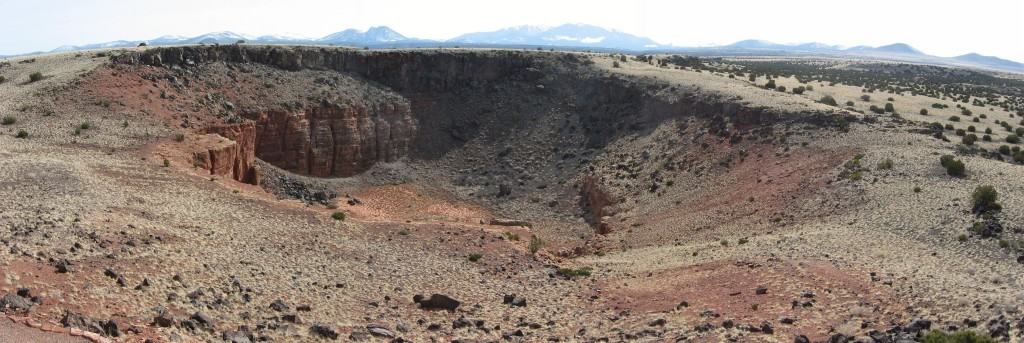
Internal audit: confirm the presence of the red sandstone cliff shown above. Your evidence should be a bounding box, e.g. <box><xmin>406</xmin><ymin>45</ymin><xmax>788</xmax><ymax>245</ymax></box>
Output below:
<box><xmin>248</xmin><ymin>101</ymin><xmax>416</xmax><ymax>178</ymax></box>
<box><xmin>192</xmin><ymin>122</ymin><xmax>260</xmax><ymax>184</ymax></box>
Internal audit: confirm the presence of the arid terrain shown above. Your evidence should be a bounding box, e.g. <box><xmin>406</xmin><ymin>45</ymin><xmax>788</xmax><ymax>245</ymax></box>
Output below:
<box><xmin>1</xmin><ymin>45</ymin><xmax>1023</xmax><ymax>343</ymax></box>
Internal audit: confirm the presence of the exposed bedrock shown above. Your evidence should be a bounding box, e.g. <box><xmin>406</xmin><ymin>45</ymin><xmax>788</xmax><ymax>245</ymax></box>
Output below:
<box><xmin>193</xmin><ymin>122</ymin><xmax>260</xmax><ymax>184</ymax></box>
<box><xmin>246</xmin><ymin>100</ymin><xmax>416</xmax><ymax>177</ymax></box>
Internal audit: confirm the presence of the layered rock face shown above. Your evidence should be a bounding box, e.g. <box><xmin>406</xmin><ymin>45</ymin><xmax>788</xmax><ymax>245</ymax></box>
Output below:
<box><xmin>193</xmin><ymin>122</ymin><xmax>260</xmax><ymax>184</ymax></box>
<box><xmin>247</xmin><ymin>101</ymin><xmax>415</xmax><ymax>177</ymax></box>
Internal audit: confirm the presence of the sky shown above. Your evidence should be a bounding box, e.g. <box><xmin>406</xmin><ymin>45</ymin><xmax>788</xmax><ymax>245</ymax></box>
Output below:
<box><xmin>1</xmin><ymin>0</ymin><xmax>1022</xmax><ymax>61</ymax></box>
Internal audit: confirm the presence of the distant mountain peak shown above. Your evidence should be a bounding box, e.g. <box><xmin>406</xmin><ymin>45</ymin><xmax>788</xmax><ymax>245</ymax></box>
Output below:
<box><xmin>320</xmin><ymin>26</ymin><xmax>407</xmax><ymax>43</ymax></box>
<box><xmin>450</xmin><ymin>23</ymin><xmax>660</xmax><ymax>50</ymax></box>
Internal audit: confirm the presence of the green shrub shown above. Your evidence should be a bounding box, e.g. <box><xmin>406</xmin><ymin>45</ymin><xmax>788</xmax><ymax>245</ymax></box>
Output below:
<box><xmin>967</xmin><ymin>126</ymin><xmax>975</xmax><ymax>132</ymax></box>
<box><xmin>776</xmin><ymin>86</ymin><xmax>786</xmax><ymax>92</ymax></box>
<box><xmin>503</xmin><ymin>232</ymin><xmax>520</xmax><ymax>241</ymax></box>
<box><xmin>557</xmin><ymin>267</ymin><xmax>593</xmax><ymax>278</ymax></box>
<box><xmin>15</xmin><ymin>129</ymin><xmax>28</xmax><ymax>139</ymax></box>
<box><xmin>999</xmin><ymin>145</ymin><xmax>1011</xmax><ymax>155</ymax></box>
<box><xmin>985</xmin><ymin>128</ymin><xmax>992</xmax><ymax>134</ymax></box>
<box><xmin>957</xmin><ymin>234</ymin><xmax>968</xmax><ymax>242</ymax></box>
<box><xmin>949</xmin><ymin>116</ymin><xmax>960</xmax><ymax>122</ymax></box>
<box><xmin>468</xmin><ymin>253</ymin><xmax>483</xmax><ymax>262</ymax></box>
<box><xmin>331</xmin><ymin>212</ymin><xmax>345</xmax><ymax>221</ymax></box>
<box><xmin>921</xmin><ymin>330</ymin><xmax>996</xmax><ymax>343</ymax></box>
<box><xmin>528</xmin><ymin>235</ymin><xmax>544</xmax><ymax>255</ymax></box>
<box><xmin>945</xmin><ymin>124</ymin><xmax>955</xmax><ymax>130</ymax></box>
<box><xmin>792</xmin><ymin>86</ymin><xmax>805</xmax><ymax>94</ymax></box>
<box><xmin>884</xmin><ymin>103</ymin><xmax>895</xmax><ymax>112</ymax></box>
<box><xmin>846</xmin><ymin>100</ymin><xmax>855</xmax><ymax>106</ymax></box>
<box><xmin>920</xmin><ymin>109</ymin><xmax>928</xmax><ymax>115</ymax></box>
<box><xmin>982</xmin><ymin>135</ymin><xmax>991</xmax><ymax>142</ymax></box>
<box><xmin>940</xmin><ymin>155</ymin><xmax>965</xmax><ymax>177</ymax></box>
<box><xmin>961</xmin><ymin>108</ymin><xmax>972</xmax><ymax>116</ymax></box>
<box><xmin>971</xmin><ymin>185</ymin><xmax>999</xmax><ymax>213</ymax></box>
<box><xmin>819</xmin><ymin>95</ymin><xmax>838</xmax><ymax>106</ymax></box>
<box><xmin>78</xmin><ymin>122</ymin><xmax>91</xmax><ymax>130</ymax></box>
<box><xmin>962</xmin><ymin>134</ymin><xmax>977</xmax><ymax>145</ymax></box>
<box><xmin>1</xmin><ymin>116</ymin><xmax>15</xmax><ymax>125</ymax></box>
<box><xmin>860</xmin><ymin>95</ymin><xmax>870</xmax><ymax>101</ymax></box>
<box><xmin>764</xmin><ymin>79</ymin><xmax>776</xmax><ymax>89</ymax></box>
<box><xmin>913</xmin><ymin>186</ymin><xmax>922</xmax><ymax>193</ymax></box>
<box><xmin>1007</xmin><ymin>134</ymin><xmax>1020</xmax><ymax>144</ymax></box>
<box><xmin>174</xmin><ymin>133</ymin><xmax>185</xmax><ymax>142</ymax></box>
<box><xmin>955</xmin><ymin>129</ymin><xmax>965</xmax><ymax>136</ymax></box>
<box><xmin>28</xmin><ymin>72</ymin><xmax>44</xmax><ymax>83</ymax></box>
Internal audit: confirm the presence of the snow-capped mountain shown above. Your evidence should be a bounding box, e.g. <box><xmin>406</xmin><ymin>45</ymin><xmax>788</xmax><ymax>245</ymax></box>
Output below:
<box><xmin>320</xmin><ymin>26</ymin><xmax>408</xmax><ymax>44</ymax></box>
<box><xmin>450</xmin><ymin>23</ymin><xmax>661</xmax><ymax>50</ymax></box>
<box><xmin>18</xmin><ymin>24</ymin><xmax>1022</xmax><ymax>73</ymax></box>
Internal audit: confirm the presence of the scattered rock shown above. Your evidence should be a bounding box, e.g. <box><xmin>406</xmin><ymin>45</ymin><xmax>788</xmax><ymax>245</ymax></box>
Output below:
<box><xmin>0</xmin><ymin>293</ymin><xmax>34</xmax><ymax>312</ymax></box>
<box><xmin>270</xmin><ymin>299</ymin><xmax>289</xmax><ymax>311</ymax></box>
<box><xmin>755</xmin><ymin>286</ymin><xmax>768</xmax><ymax>295</ymax></box>
<box><xmin>503</xmin><ymin>294</ymin><xmax>527</xmax><ymax>307</ymax></box>
<box><xmin>648</xmin><ymin>318</ymin><xmax>666</xmax><ymax>327</ymax></box>
<box><xmin>366</xmin><ymin>324</ymin><xmax>395</xmax><ymax>338</ymax></box>
<box><xmin>191</xmin><ymin>311</ymin><xmax>214</xmax><ymax>330</ymax></box>
<box><xmin>760</xmin><ymin>321</ymin><xmax>774</xmax><ymax>334</ymax></box>
<box><xmin>794</xmin><ymin>335</ymin><xmax>810</xmax><ymax>343</ymax></box>
<box><xmin>413</xmin><ymin>293</ymin><xmax>460</xmax><ymax>311</ymax></box>
<box><xmin>489</xmin><ymin>218</ymin><xmax>532</xmax><ymax>227</ymax></box>
<box><xmin>61</xmin><ymin>310</ymin><xmax>104</xmax><ymax>333</ymax></box>
<box><xmin>310</xmin><ymin>323</ymin><xmax>339</xmax><ymax>339</ymax></box>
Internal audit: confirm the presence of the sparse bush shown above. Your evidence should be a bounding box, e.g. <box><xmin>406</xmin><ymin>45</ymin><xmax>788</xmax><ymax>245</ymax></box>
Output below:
<box><xmin>819</xmin><ymin>95</ymin><xmax>837</xmax><ymax>106</ymax></box>
<box><xmin>1</xmin><ymin>116</ymin><xmax>15</xmax><ymax>125</ymax></box>
<box><xmin>0</xmin><ymin>75</ymin><xmax>5</xmax><ymax>84</ymax></box>
<box><xmin>557</xmin><ymin>267</ymin><xmax>593</xmax><ymax>278</ymax></box>
<box><xmin>940</xmin><ymin>155</ymin><xmax>965</xmax><ymax>177</ymax></box>
<box><xmin>612</xmin><ymin>61</ymin><xmax>621</xmax><ymax>68</ymax></box>
<box><xmin>945</xmin><ymin>124</ymin><xmax>955</xmax><ymax>130</ymax></box>
<box><xmin>985</xmin><ymin>128</ymin><xmax>992</xmax><ymax>134</ymax></box>
<box><xmin>805</xmin><ymin>85</ymin><xmax>813</xmax><ymax>91</ymax></box>
<box><xmin>949</xmin><ymin>116</ymin><xmax>960</xmax><ymax>122</ymax></box>
<box><xmin>877</xmin><ymin>158</ymin><xmax>893</xmax><ymax>170</ymax></box>
<box><xmin>869</xmin><ymin>105</ymin><xmax>885</xmax><ymax>114</ymax></box>
<box><xmin>776</xmin><ymin>86</ymin><xmax>786</xmax><ymax>92</ymax></box>
<box><xmin>78</xmin><ymin>122</ymin><xmax>91</xmax><ymax>130</ymax></box>
<box><xmin>961</xmin><ymin>108</ymin><xmax>972</xmax><ymax>116</ymax></box>
<box><xmin>163</xmin><ymin>158</ymin><xmax>170</xmax><ymax>167</ymax></box>
<box><xmin>913</xmin><ymin>186</ymin><xmax>922</xmax><ymax>193</ymax></box>
<box><xmin>920</xmin><ymin>109</ymin><xmax>928</xmax><ymax>115</ymax></box>
<box><xmin>845</xmin><ymin>100</ymin><xmax>855</xmax><ymax>106</ymax></box>
<box><xmin>15</xmin><ymin>129</ymin><xmax>28</xmax><ymax>139</ymax></box>
<box><xmin>764</xmin><ymin>79</ymin><xmax>776</xmax><ymax>89</ymax></box>
<box><xmin>174</xmin><ymin>133</ymin><xmax>185</xmax><ymax>142</ymax></box>
<box><xmin>884</xmin><ymin>103</ymin><xmax>895</xmax><ymax>112</ymax></box>
<box><xmin>792</xmin><ymin>86</ymin><xmax>805</xmax><ymax>94</ymax></box>
<box><xmin>971</xmin><ymin>185</ymin><xmax>999</xmax><ymax>214</ymax></box>
<box><xmin>982</xmin><ymin>135</ymin><xmax>991</xmax><ymax>142</ymax></box>
<box><xmin>28</xmin><ymin>72</ymin><xmax>44</xmax><ymax>83</ymax></box>
<box><xmin>962</xmin><ymin>134</ymin><xmax>977</xmax><ymax>145</ymax></box>
<box><xmin>955</xmin><ymin>129</ymin><xmax>965</xmax><ymax>136</ymax></box>
<box><xmin>468</xmin><ymin>253</ymin><xmax>483</xmax><ymax>262</ymax></box>
<box><xmin>967</xmin><ymin>126</ymin><xmax>975</xmax><ymax>132</ymax></box>
<box><xmin>999</xmin><ymin>145</ymin><xmax>1011</xmax><ymax>155</ymax></box>
<box><xmin>860</xmin><ymin>95</ymin><xmax>871</xmax><ymax>101</ymax></box>
<box><xmin>957</xmin><ymin>234</ymin><xmax>968</xmax><ymax>242</ymax></box>
<box><xmin>1006</xmin><ymin>134</ymin><xmax>1020</xmax><ymax>144</ymax></box>
<box><xmin>331</xmin><ymin>212</ymin><xmax>345</xmax><ymax>221</ymax></box>
<box><xmin>528</xmin><ymin>235</ymin><xmax>544</xmax><ymax>255</ymax></box>
<box><xmin>503</xmin><ymin>232</ymin><xmax>520</xmax><ymax>241</ymax></box>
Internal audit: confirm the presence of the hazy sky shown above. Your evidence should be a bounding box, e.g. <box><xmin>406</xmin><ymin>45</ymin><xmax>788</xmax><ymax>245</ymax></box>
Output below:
<box><xmin>2</xmin><ymin>0</ymin><xmax>1022</xmax><ymax>61</ymax></box>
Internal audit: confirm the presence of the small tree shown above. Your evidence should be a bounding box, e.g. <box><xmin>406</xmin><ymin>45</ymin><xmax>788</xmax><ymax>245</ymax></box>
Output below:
<box><xmin>962</xmin><ymin>134</ymin><xmax>977</xmax><ymax>145</ymax></box>
<box><xmin>764</xmin><ymin>79</ymin><xmax>776</xmax><ymax>89</ymax></box>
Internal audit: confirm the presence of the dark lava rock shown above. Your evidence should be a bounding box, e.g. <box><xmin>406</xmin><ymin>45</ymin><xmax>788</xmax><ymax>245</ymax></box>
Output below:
<box><xmin>904</xmin><ymin>319</ymin><xmax>931</xmax><ymax>333</ymax></box>
<box><xmin>755</xmin><ymin>286</ymin><xmax>768</xmax><ymax>295</ymax></box>
<box><xmin>0</xmin><ymin>293</ymin><xmax>34</xmax><ymax>312</ymax></box>
<box><xmin>413</xmin><ymin>293</ymin><xmax>460</xmax><ymax>311</ymax></box>
<box><xmin>270</xmin><ymin>299</ymin><xmax>289</xmax><ymax>312</ymax></box>
<box><xmin>503</xmin><ymin>294</ymin><xmax>527</xmax><ymax>307</ymax></box>
<box><xmin>760</xmin><ymin>321</ymin><xmax>774</xmax><ymax>334</ymax></box>
<box><xmin>61</xmin><ymin>311</ymin><xmax>104</xmax><ymax>333</ymax></box>
<box><xmin>648</xmin><ymin>318</ymin><xmax>666</xmax><ymax>327</ymax></box>
<box><xmin>102</xmin><ymin>319</ymin><xmax>121</xmax><ymax>337</ymax></box>
<box><xmin>310</xmin><ymin>323</ymin><xmax>339</xmax><ymax>339</ymax></box>
<box><xmin>794</xmin><ymin>335</ymin><xmax>810</xmax><ymax>343</ymax></box>
<box><xmin>191</xmin><ymin>311</ymin><xmax>214</xmax><ymax>330</ymax></box>
<box><xmin>694</xmin><ymin>323</ymin><xmax>714</xmax><ymax>332</ymax></box>
<box><xmin>54</xmin><ymin>259</ymin><xmax>74</xmax><ymax>273</ymax></box>
<box><xmin>453</xmin><ymin>316</ymin><xmax>474</xmax><ymax>329</ymax></box>
<box><xmin>223</xmin><ymin>330</ymin><xmax>253</xmax><ymax>343</ymax></box>
<box><xmin>828</xmin><ymin>333</ymin><xmax>851</xmax><ymax>343</ymax></box>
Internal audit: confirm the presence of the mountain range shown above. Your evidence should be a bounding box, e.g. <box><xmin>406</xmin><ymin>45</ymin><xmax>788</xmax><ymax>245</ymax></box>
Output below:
<box><xmin>11</xmin><ymin>23</ymin><xmax>1023</xmax><ymax>73</ymax></box>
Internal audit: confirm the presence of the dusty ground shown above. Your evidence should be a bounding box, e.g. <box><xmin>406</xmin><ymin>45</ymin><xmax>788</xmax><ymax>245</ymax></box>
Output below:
<box><xmin>1</xmin><ymin>47</ymin><xmax>1023</xmax><ymax>343</ymax></box>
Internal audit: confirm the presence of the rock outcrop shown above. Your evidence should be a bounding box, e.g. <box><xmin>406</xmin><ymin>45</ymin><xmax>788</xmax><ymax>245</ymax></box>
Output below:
<box><xmin>580</xmin><ymin>175</ymin><xmax>614</xmax><ymax>234</ymax></box>
<box><xmin>193</xmin><ymin>122</ymin><xmax>260</xmax><ymax>184</ymax></box>
<box><xmin>247</xmin><ymin>99</ymin><xmax>415</xmax><ymax>177</ymax></box>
